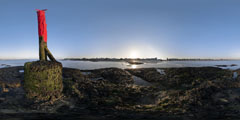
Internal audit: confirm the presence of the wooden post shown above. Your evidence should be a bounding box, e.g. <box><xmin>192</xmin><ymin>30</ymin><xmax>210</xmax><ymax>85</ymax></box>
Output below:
<box><xmin>39</xmin><ymin>36</ymin><xmax>46</xmax><ymax>61</ymax></box>
<box><xmin>23</xmin><ymin>9</ymin><xmax>62</xmax><ymax>102</ymax></box>
<box><xmin>45</xmin><ymin>47</ymin><xmax>56</xmax><ymax>61</ymax></box>
<box><xmin>37</xmin><ymin>9</ymin><xmax>56</xmax><ymax>61</ymax></box>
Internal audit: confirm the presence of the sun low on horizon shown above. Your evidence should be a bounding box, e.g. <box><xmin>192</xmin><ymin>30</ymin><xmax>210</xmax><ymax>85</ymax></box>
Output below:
<box><xmin>128</xmin><ymin>50</ymin><xmax>139</xmax><ymax>58</ymax></box>
<box><xmin>124</xmin><ymin>45</ymin><xmax>163</xmax><ymax>59</ymax></box>
<box><xmin>1</xmin><ymin>0</ymin><xmax>240</xmax><ymax>59</ymax></box>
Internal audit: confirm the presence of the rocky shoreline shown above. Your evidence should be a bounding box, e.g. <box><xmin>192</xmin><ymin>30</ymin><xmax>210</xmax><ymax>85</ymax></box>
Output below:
<box><xmin>0</xmin><ymin>66</ymin><xmax>240</xmax><ymax>119</ymax></box>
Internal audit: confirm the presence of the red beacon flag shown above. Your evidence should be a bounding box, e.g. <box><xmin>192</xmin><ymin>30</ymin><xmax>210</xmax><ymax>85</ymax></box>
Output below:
<box><xmin>36</xmin><ymin>9</ymin><xmax>48</xmax><ymax>43</ymax></box>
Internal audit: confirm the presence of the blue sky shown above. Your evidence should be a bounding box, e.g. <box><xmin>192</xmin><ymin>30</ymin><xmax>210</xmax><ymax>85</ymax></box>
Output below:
<box><xmin>1</xmin><ymin>0</ymin><xmax>240</xmax><ymax>59</ymax></box>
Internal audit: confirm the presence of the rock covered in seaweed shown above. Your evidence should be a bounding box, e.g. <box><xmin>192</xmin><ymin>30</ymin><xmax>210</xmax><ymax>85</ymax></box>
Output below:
<box><xmin>126</xmin><ymin>68</ymin><xmax>165</xmax><ymax>83</ymax></box>
<box><xmin>24</xmin><ymin>61</ymin><xmax>63</xmax><ymax>102</ymax></box>
<box><xmin>86</xmin><ymin>68</ymin><xmax>134</xmax><ymax>85</ymax></box>
<box><xmin>0</xmin><ymin>66</ymin><xmax>240</xmax><ymax>119</ymax></box>
<box><xmin>0</xmin><ymin>67</ymin><xmax>23</xmax><ymax>92</ymax></box>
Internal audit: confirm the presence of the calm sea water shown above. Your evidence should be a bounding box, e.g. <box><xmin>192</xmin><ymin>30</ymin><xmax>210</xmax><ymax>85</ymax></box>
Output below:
<box><xmin>0</xmin><ymin>59</ymin><xmax>240</xmax><ymax>70</ymax></box>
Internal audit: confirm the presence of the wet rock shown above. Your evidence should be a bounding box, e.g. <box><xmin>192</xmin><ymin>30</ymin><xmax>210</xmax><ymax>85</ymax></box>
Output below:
<box><xmin>126</xmin><ymin>68</ymin><xmax>165</xmax><ymax>83</ymax></box>
<box><xmin>231</xmin><ymin>64</ymin><xmax>238</xmax><ymax>67</ymax></box>
<box><xmin>63</xmin><ymin>68</ymin><xmax>86</xmax><ymax>81</ymax></box>
<box><xmin>0</xmin><ymin>67</ymin><xmax>23</xmax><ymax>89</ymax></box>
<box><xmin>127</xmin><ymin>61</ymin><xmax>144</xmax><ymax>65</ymax></box>
<box><xmin>88</xmin><ymin>68</ymin><xmax>134</xmax><ymax>85</ymax></box>
<box><xmin>132</xmin><ymin>76</ymin><xmax>152</xmax><ymax>86</ymax></box>
<box><xmin>156</xmin><ymin>69</ymin><xmax>166</xmax><ymax>75</ymax></box>
<box><xmin>0</xmin><ymin>66</ymin><xmax>239</xmax><ymax>119</ymax></box>
<box><xmin>215</xmin><ymin>65</ymin><xmax>228</xmax><ymax>67</ymax></box>
<box><xmin>0</xmin><ymin>64</ymin><xmax>11</xmax><ymax>68</ymax></box>
<box><xmin>0</xmin><ymin>98</ymin><xmax>5</xmax><ymax>103</ymax></box>
<box><xmin>233</xmin><ymin>72</ymin><xmax>238</xmax><ymax>79</ymax></box>
<box><xmin>218</xmin><ymin>98</ymin><xmax>229</xmax><ymax>104</ymax></box>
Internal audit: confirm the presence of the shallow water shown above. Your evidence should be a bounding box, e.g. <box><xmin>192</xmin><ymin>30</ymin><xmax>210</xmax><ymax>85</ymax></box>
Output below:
<box><xmin>0</xmin><ymin>59</ymin><xmax>240</xmax><ymax>70</ymax></box>
<box><xmin>132</xmin><ymin>76</ymin><xmax>152</xmax><ymax>86</ymax></box>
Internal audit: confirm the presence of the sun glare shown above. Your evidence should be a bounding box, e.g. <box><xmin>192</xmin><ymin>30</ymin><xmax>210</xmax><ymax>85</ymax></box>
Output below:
<box><xmin>131</xmin><ymin>65</ymin><xmax>137</xmax><ymax>69</ymax></box>
<box><xmin>129</xmin><ymin>50</ymin><xmax>139</xmax><ymax>58</ymax></box>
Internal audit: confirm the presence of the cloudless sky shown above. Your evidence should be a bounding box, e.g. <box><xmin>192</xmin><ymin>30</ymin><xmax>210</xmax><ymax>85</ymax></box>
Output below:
<box><xmin>1</xmin><ymin>0</ymin><xmax>240</xmax><ymax>59</ymax></box>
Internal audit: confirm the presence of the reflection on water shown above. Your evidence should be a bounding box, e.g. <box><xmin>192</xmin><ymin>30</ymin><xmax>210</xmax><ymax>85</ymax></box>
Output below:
<box><xmin>131</xmin><ymin>65</ymin><xmax>137</xmax><ymax>69</ymax></box>
<box><xmin>233</xmin><ymin>72</ymin><xmax>238</xmax><ymax>79</ymax></box>
<box><xmin>0</xmin><ymin>59</ymin><xmax>240</xmax><ymax>70</ymax></box>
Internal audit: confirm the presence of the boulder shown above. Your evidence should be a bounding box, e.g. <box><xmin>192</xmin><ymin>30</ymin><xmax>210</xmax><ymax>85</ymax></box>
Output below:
<box><xmin>95</xmin><ymin>68</ymin><xmax>133</xmax><ymax>84</ymax></box>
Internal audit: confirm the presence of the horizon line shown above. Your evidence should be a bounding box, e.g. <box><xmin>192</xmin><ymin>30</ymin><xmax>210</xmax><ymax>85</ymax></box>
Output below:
<box><xmin>2</xmin><ymin>57</ymin><xmax>240</xmax><ymax>60</ymax></box>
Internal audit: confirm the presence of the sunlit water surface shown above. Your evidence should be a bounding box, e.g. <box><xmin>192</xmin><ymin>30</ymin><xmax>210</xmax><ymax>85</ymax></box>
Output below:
<box><xmin>0</xmin><ymin>59</ymin><xmax>240</xmax><ymax>70</ymax></box>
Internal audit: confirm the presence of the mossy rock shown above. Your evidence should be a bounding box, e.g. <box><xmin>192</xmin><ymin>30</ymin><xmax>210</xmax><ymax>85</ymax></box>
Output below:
<box><xmin>24</xmin><ymin>61</ymin><xmax>63</xmax><ymax>102</ymax></box>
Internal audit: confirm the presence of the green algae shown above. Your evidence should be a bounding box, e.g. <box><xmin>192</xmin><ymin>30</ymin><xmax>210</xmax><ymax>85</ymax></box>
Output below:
<box><xmin>24</xmin><ymin>61</ymin><xmax>63</xmax><ymax>101</ymax></box>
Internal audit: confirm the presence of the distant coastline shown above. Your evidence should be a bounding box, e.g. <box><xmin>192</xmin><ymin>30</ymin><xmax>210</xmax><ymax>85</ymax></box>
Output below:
<box><xmin>64</xmin><ymin>58</ymin><xmax>240</xmax><ymax>62</ymax></box>
<box><xmin>64</xmin><ymin>58</ymin><xmax>160</xmax><ymax>65</ymax></box>
<box><xmin>165</xmin><ymin>58</ymin><xmax>240</xmax><ymax>61</ymax></box>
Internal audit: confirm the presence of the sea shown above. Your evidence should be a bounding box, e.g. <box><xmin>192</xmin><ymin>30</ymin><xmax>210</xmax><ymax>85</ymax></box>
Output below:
<box><xmin>0</xmin><ymin>59</ymin><xmax>240</xmax><ymax>70</ymax></box>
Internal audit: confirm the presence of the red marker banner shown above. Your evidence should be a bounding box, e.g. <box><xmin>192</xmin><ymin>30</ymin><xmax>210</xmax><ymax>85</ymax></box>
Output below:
<box><xmin>36</xmin><ymin>9</ymin><xmax>48</xmax><ymax>43</ymax></box>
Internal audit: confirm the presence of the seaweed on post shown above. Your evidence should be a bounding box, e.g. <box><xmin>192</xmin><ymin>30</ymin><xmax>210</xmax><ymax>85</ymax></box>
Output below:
<box><xmin>23</xmin><ymin>9</ymin><xmax>62</xmax><ymax>102</ymax></box>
